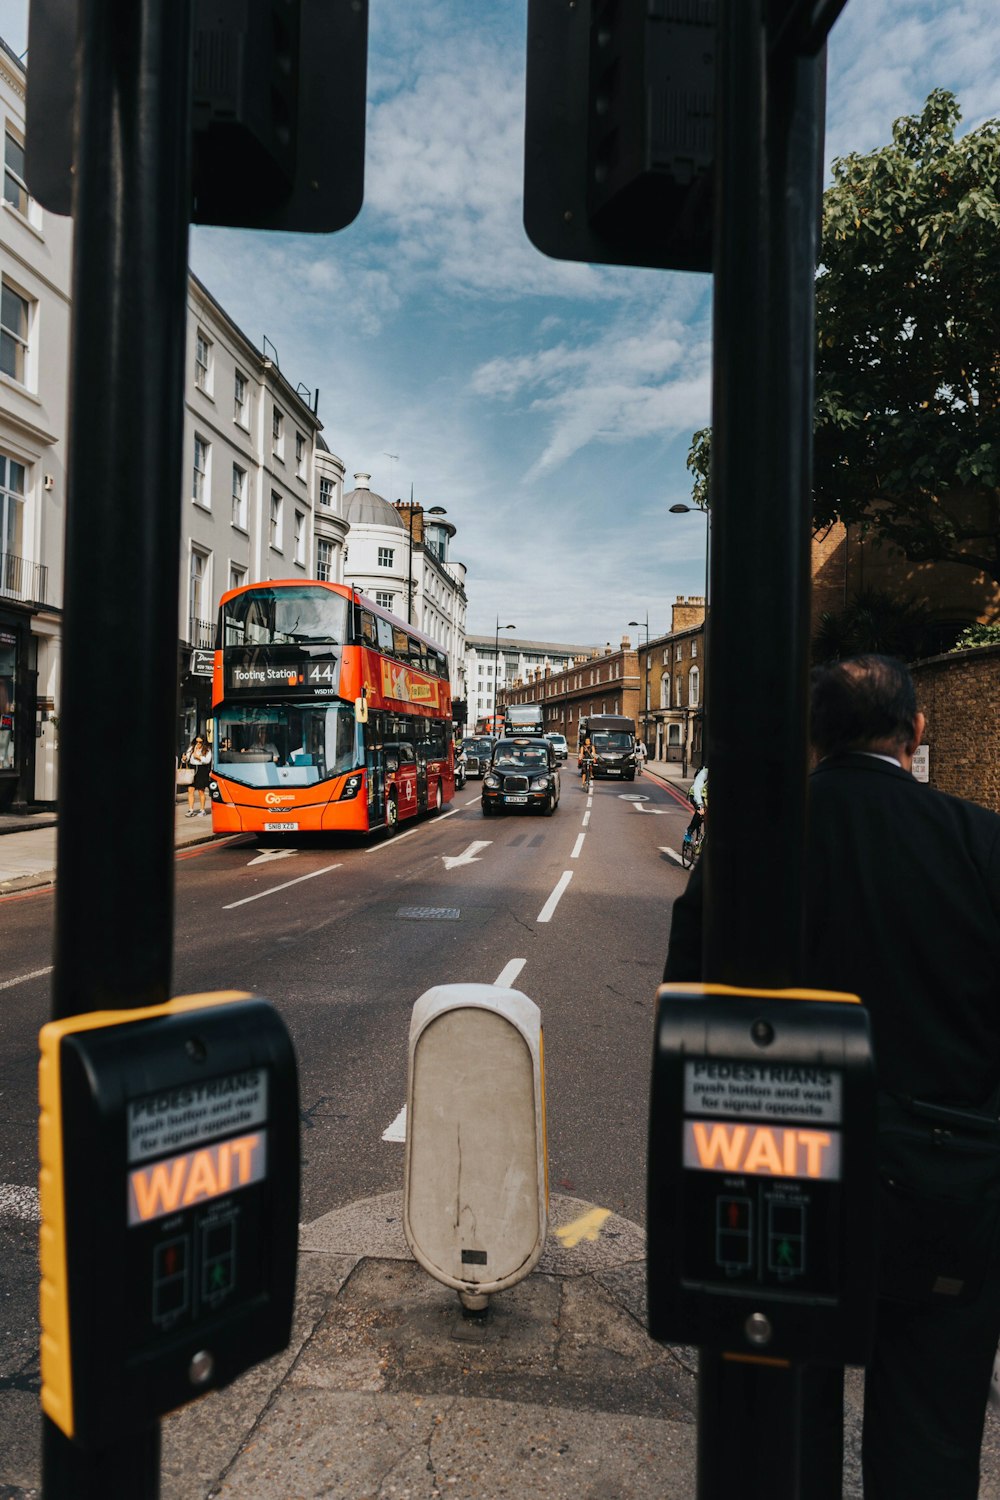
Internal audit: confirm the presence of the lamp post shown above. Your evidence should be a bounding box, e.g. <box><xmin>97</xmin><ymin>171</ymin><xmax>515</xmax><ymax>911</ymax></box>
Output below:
<box><xmin>627</xmin><ymin>614</ymin><xmax>650</xmax><ymax>753</ymax></box>
<box><xmin>401</xmin><ymin>487</ymin><xmax>447</xmax><ymax>625</ymax></box>
<box><xmin>669</xmin><ymin>503</ymin><xmax>710</xmax><ymax>776</ymax></box>
<box><xmin>493</xmin><ymin>620</ymin><xmax>516</xmax><ymax>729</ymax></box>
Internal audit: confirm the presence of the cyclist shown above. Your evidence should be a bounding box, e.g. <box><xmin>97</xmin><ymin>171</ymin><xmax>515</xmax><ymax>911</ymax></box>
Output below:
<box><xmin>683</xmin><ymin>764</ymin><xmax>708</xmax><ymax>845</ymax></box>
<box><xmin>579</xmin><ymin>737</ymin><xmax>596</xmax><ymax>790</ymax></box>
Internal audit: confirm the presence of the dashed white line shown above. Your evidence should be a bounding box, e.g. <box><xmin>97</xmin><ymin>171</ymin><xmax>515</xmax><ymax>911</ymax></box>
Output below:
<box><xmin>494</xmin><ymin>958</ymin><xmax>527</xmax><ymax>989</ymax></box>
<box><xmin>365</xmin><ymin>828</ymin><xmax>420</xmax><ymax>853</ymax></box>
<box><xmin>582</xmin><ymin>810</ymin><xmax>591</xmax><ymax>828</ymax></box>
<box><xmin>571</xmin><ymin>833</ymin><xmax>586</xmax><ymax>859</ymax></box>
<box><xmin>537</xmin><ymin>871</ymin><xmax>573</xmax><ymax>924</ymax></box>
<box><xmin>463</xmin><ymin>796</ymin><xmax>480</xmax><ymax>807</ymax></box>
<box><xmin>223</xmin><ymin>863</ymin><xmax>342</xmax><ymax>909</ymax></box>
<box><xmin>0</xmin><ymin>965</ymin><xmax>53</xmax><ymax>992</ymax></box>
<box><xmin>382</xmin><ymin>1105</ymin><xmax>407</xmax><ymax>1143</ymax></box>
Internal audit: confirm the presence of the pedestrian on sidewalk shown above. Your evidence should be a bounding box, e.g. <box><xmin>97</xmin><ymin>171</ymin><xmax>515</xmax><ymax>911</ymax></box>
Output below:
<box><xmin>182</xmin><ymin>735</ymin><xmax>213</xmax><ymax>817</ymax></box>
<box><xmin>664</xmin><ymin>655</ymin><xmax>1000</xmax><ymax>1499</ymax></box>
<box><xmin>635</xmin><ymin>739</ymin><xmax>647</xmax><ymax>775</ymax></box>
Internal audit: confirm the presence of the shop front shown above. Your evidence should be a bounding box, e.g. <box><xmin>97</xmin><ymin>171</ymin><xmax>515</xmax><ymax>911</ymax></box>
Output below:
<box><xmin>0</xmin><ymin>610</ymin><xmax>36</xmax><ymax>811</ymax></box>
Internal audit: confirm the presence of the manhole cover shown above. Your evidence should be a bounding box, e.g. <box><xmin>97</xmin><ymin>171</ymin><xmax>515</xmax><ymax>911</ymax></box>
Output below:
<box><xmin>396</xmin><ymin>906</ymin><xmax>461</xmax><ymax>920</ymax></box>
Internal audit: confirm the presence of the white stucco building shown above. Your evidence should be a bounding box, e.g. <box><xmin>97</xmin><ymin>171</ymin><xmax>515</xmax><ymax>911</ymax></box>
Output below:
<box><xmin>464</xmin><ymin>635</ymin><xmax>594</xmax><ymax>731</ymax></box>
<box><xmin>342</xmin><ymin>472</ymin><xmax>467</xmax><ymax>695</ymax></box>
<box><xmin>0</xmin><ymin>35</ymin><xmax>72</xmax><ymax>807</ymax></box>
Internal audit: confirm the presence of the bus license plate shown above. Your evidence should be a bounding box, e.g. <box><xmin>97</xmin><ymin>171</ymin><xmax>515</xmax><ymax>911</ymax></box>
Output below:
<box><xmin>505</xmin><ymin>795</ymin><xmax>528</xmax><ymax>804</ymax></box>
<box><xmin>264</xmin><ymin>821</ymin><xmax>299</xmax><ymax>832</ymax></box>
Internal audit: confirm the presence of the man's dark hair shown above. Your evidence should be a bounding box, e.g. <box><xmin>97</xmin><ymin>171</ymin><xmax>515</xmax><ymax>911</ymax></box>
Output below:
<box><xmin>810</xmin><ymin>655</ymin><xmax>918</xmax><ymax>758</ymax></box>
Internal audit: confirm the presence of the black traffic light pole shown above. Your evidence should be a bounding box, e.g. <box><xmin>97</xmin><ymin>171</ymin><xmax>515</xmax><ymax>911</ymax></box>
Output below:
<box><xmin>698</xmin><ymin>2</ymin><xmax>838</xmax><ymax>1496</ymax></box>
<box><xmin>45</xmin><ymin>0</ymin><xmax>192</xmax><ymax>1493</ymax></box>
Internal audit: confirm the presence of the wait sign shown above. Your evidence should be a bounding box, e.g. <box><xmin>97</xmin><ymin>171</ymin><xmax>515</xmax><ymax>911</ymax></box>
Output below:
<box><xmin>683</xmin><ymin>1120</ymin><xmax>841</xmax><ymax>1179</ymax></box>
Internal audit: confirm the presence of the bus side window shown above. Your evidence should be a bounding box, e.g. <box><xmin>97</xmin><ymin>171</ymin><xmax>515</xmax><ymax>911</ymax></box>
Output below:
<box><xmin>362</xmin><ymin>610</ymin><xmax>378</xmax><ymax>647</ymax></box>
<box><xmin>408</xmin><ymin>637</ymin><xmax>427</xmax><ymax>672</ymax></box>
<box><xmin>392</xmin><ymin>625</ymin><xmax>410</xmax><ymax>661</ymax></box>
<box><xmin>376</xmin><ymin>617</ymin><xmax>394</xmax><ymax>654</ymax></box>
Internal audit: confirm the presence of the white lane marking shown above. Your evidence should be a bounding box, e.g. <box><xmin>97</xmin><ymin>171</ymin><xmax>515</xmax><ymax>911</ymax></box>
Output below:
<box><xmin>382</xmin><ymin>1105</ymin><xmax>407</xmax><ymax>1143</ymax></box>
<box><xmin>442</xmin><ymin>839</ymin><xmax>492</xmax><ymax>870</ymax></box>
<box><xmin>365</xmin><ymin>828</ymin><xmax>420</xmax><ymax>853</ymax></box>
<box><xmin>0</xmin><ymin>1184</ymin><xmax>40</xmax><ymax>1220</ymax></box>
<box><xmin>582</xmin><ymin>810</ymin><xmax>591</xmax><ymax>828</ymax></box>
<box><xmin>571</xmin><ymin>833</ymin><xmax>586</xmax><ymax>859</ymax></box>
<box><xmin>223</xmin><ymin>863</ymin><xmax>343</xmax><ymax>909</ymax></box>
<box><xmin>661</xmin><ymin>846</ymin><xmax>687</xmax><ymax>866</ymax></box>
<box><xmin>587</xmin><ymin>795</ymin><xmax>593</xmax><ymax>808</ymax></box>
<box><xmin>633</xmin><ymin>803</ymin><xmax>668</xmax><ymax>814</ymax></box>
<box><xmin>537</xmin><ymin>870</ymin><xmax>573</xmax><ymax>924</ymax></box>
<box><xmin>463</xmin><ymin>796</ymin><xmax>480</xmax><ymax>807</ymax></box>
<box><xmin>620</xmin><ymin>794</ymin><xmax>650</xmax><ymax>802</ymax></box>
<box><xmin>494</xmin><ymin>958</ymin><xmax>527</xmax><ymax>989</ymax></box>
<box><xmin>248</xmin><ymin>848</ymin><xmax>298</xmax><ymax>866</ymax></box>
<box><xmin>0</xmin><ymin>965</ymin><xmax>53</xmax><ymax>992</ymax></box>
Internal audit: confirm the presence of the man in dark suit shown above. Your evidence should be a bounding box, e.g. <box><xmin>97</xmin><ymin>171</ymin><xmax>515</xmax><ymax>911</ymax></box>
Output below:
<box><xmin>664</xmin><ymin>654</ymin><xmax>1000</xmax><ymax>1498</ymax></box>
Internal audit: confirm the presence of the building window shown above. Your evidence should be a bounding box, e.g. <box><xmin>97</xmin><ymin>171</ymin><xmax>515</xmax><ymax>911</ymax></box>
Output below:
<box><xmin>691</xmin><ymin>638</ymin><xmax>698</xmax><ymax>658</ymax></box>
<box><xmin>675</xmin><ymin>643</ymin><xmax>683</xmax><ymax>661</ymax></box>
<box><xmin>3</xmin><ymin>131</ymin><xmax>28</xmax><ymax>215</ymax></box>
<box><xmin>0</xmin><ymin>451</ymin><xmax>25</xmax><ymax>562</ymax></box>
<box><xmin>294</xmin><ymin>509</ymin><xmax>305</xmax><ymax>565</ymax></box>
<box><xmin>689</xmin><ymin>665</ymin><xmax>700</xmax><ymax>707</ymax></box>
<box><xmin>663</xmin><ymin>648</ymin><xmax>670</xmax><ymax>665</ymax></box>
<box><xmin>269</xmin><ymin>491</ymin><xmax>282</xmax><ymax>550</ymax></box>
<box><xmin>194</xmin><ymin>329</ymin><xmax>211</xmax><ymax>391</ymax></box>
<box><xmin>189</xmin><ymin>548</ymin><xmax>210</xmax><ymax>642</ymax></box>
<box><xmin>0</xmin><ymin>282</ymin><xmax>30</xmax><ymax>385</ymax></box>
<box><xmin>295</xmin><ymin>432</ymin><xmax>306</xmax><ymax>478</ymax></box>
<box><xmin>192</xmin><ymin>434</ymin><xmax>210</xmax><ymax>505</ymax></box>
<box><xmin>229</xmin><ymin>563</ymin><xmax>246</xmax><ymax>593</ymax></box>
<box><xmin>231</xmin><ymin>463</ymin><xmax>247</xmax><ymax>529</ymax></box>
<box><xmin>377</xmin><ymin>546</ymin><xmax>395</xmax><ymax>568</ymax></box>
<box><xmin>375</xmin><ymin>591</ymin><xmax>394</xmax><ymax>610</ymax></box>
<box><xmin>318</xmin><ymin>476</ymin><xmax>334</xmax><ymax>508</ymax></box>
<box><xmin>234</xmin><ymin>369</ymin><xmax>248</xmax><ymax>425</ymax></box>
<box><xmin>316</xmin><ymin>539</ymin><xmax>333</xmax><ymax>582</ymax></box>
<box><xmin>676</xmin><ymin>674</ymin><xmax>683</xmax><ymax>704</ymax></box>
<box><xmin>660</xmin><ymin>673</ymin><xmax>670</xmax><ymax>709</ymax></box>
<box><xmin>272</xmin><ymin>406</ymin><xmax>284</xmax><ymax>459</ymax></box>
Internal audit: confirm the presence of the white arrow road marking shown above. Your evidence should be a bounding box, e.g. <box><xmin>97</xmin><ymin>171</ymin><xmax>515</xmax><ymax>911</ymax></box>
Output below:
<box><xmin>494</xmin><ymin>958</ymin><xmax>526</xmax><ymax>988</ymax></box>
<box><xmin>537</xmin><ymin>871</ymin><xmax>573</xmax><ymax>923</ymax></box>
<box><xmin>0</xmin><ymin>965</ymin><xmax>53</xmax><ymax>992</ymax></box>
<box><xmin>248</xmin><ymin>848</ymin><xmax>299</xmax><ymax>866</ymax></box>
<box><xmin>442</xmin><ymin>839</ymin><xmax>492</xmax><ymax>870</ymax></box>
<box><xmin>382</xmin><ymin>1105</ymin><xmax>407</xmax><ymax>1143</ymax></box>
<box><xmin>661</xmin><ymin>846</ymin><xmax>687</xmax><ymax>866</ymax></box>
<box><xmin>619</xmin><ymin>794</ymin><xmax>650</xmax><ymax>802</ymax></box>
<box><xmin>632</xmin><ymin>803</ymin><xmax>668</xmax><ymax>814</ymax></box>
<box><xmin>223</xmin><ymin>863</ymin><xmax>342</xmax><ymax>909</ymax></box>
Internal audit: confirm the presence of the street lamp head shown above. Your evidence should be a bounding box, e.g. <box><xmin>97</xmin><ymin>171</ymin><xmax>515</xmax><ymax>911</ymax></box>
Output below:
<box><xmin>669</xmin><ymin>503</ymin><xmax>693</xmax><ymax>514</ymax></box>
<box><xmin>427</xmin><ymin>506</ymin><xmax>447</xmax><ymax>516</ymax></box>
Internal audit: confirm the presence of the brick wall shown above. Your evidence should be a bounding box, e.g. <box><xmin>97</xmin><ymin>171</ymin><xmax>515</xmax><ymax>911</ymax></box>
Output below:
<box><xmin>910</xmin><ymin>646</ymin><xmax>1000</xmax><ymax>812</ymax></box>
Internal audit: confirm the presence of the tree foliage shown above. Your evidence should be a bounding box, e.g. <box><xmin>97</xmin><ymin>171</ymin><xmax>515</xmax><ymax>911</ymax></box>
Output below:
<box><xmin>812</xmin><ymin>588</ymin><xmax>940</xmax><ymax>665</ymax></box>
<box><xmin>950</xmin><ymin>621</ymin><xmax>1000</xmax><ymax>652</ymax></box>
<box><xmin>688</xmin><ymin>91</ymin><xmax>1000</xmax><ymax>579</ymax></box>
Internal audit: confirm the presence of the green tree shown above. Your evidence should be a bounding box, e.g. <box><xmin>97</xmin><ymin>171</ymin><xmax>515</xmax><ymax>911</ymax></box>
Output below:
<box><xmin>687</xmin><ymin>91</ymin><xmax>1000</xmax><ymax>579</ymax></box>
<box><xmin>811</xmin><ymin>587</ymin><xmax>940</xmax><ymax>664</ymax></box>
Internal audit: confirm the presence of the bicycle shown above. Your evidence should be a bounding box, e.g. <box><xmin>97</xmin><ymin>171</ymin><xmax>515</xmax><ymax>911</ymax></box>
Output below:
<box><xmin>580</xmin><ymin>758</ymin><xmax>594</xmax><ymax>792</ymax></box>
<box><xmin>680</xmin><ymin>821</ymin><xmax>705</xmax><ymax>869</ymax></box>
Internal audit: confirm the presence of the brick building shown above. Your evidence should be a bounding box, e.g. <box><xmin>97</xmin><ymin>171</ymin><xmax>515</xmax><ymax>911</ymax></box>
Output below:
<box><xmin>643</xmin><ymin>597</ymin><xmax>706</xmax><ymax>769</ymax></box>
<box><xmin>502</xmin><ymin>640</ymin><xmax>640</xmax><ymax>750</ymax></box>
<box><xmin>909</xmin><ymin>644</ymin><xmax>1000</xmax><ymax>813</ymax></box>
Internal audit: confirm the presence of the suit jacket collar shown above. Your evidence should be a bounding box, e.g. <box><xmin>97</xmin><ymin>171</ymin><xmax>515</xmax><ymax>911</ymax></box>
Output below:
<box><xmin>811</xmin><ymin>751</ymin><xmax>915</xmax><ymax>784</ymax></box>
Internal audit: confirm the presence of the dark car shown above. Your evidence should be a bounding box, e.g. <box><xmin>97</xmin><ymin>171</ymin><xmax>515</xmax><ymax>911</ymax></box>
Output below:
<box><xmin>463</xmin><ymin>735</ymin><xmax>495</xmax><ymax>779</ymax></box>
<box><xmin>482</xmin><ymin>737</ymin><xmax>560</xmax><ymax>816</ymax></box>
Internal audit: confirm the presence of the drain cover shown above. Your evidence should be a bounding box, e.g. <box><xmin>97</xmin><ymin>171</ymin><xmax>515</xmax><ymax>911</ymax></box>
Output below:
<box><xmin>396</xmin><ymin>906</ymin><xmax>461</xmax><ymax>920</ymax></box>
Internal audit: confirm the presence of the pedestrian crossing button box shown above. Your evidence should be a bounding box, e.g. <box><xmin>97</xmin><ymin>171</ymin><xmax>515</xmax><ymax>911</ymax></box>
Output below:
<box><xmin>647</xmin><ymin>983</ymin><xmax>876</xmax><ymax>1366</ymax></box>
<box><xmin>38</xmin><ymin>991</ymin><xmax>299</xmax><ymax>1448</ymax></box>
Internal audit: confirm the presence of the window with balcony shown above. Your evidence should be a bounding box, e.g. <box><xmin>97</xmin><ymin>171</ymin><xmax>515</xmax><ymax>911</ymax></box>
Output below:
<box><xmin>377</xmin><ymin>546</ymin><xmax>395</xmax><ymax>568</ymax></box>
<box><xmin>188</xmin><ymin>547</ymin><xmax>211</xmax><ymax>645</ymax></box>
<box><xmin>194</xmin><ymin>329</ymin><xmax>212</xmax><ymax>392</ymax></box>
<box><xmin>269</xmin><ymin>491</ymin><xmax>283</xmax><ymax>550</ymax></box>
<box><xmin>192</xmin><ymin>434</ymin><xmax>210</xmax><ymax>506</ymax></box>
<box><xmin>234</xmin><ymin>369</ymin><xmax>249</xmax><ymax>426</ymax></box>
<box><xmin>0</xmin><ymin>452</ymin><xmax>25</xmax><ymax>594</ymax></box>
<box><xmin>0</xmin><ymin>281</ymin><xmax>31</xmax><ymax>385</ymax></box>
<box><xmin>231</xmin><ymin>463</ymin><xmax>247</xmax><ymax>529</ymax></box>
<box><xmin>3</xmin><ymin>131</ymin><xmax>28</xmax><ymax>216</ymax></box>
<box><xmin>316</xmin><ymin>539</ymin><xmax>333</xmax><ymax>582</ymax></box>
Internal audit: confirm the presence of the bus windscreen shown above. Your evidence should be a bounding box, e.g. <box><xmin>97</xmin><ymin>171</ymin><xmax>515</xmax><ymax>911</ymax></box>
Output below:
<box><xmin>222</xmin><ymin>585</ymin><xmax>348</xmax><ymax>647</ymax></box>
<box><xmin>215</xmin><ymin>703</ymin><xmax>360</xmax><ymax>788</ymax></box>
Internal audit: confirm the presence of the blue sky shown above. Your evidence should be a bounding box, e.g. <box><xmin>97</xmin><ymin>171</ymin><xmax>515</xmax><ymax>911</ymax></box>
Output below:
<box><xmin>2</xmin><ymin>2</ymin><xmax>998</xmax><ymax>645</ymax></box>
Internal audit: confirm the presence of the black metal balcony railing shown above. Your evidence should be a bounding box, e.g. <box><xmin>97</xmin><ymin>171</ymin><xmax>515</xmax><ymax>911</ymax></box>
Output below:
<box><xmin>188</xmin><ymin>616</ymin><xmax>214</xmax><ymax>648</ymax></box>
<box><xmin>0</xmin><ymin>552</ymin><xmax>48</xmax><ymax>605</ymax></box>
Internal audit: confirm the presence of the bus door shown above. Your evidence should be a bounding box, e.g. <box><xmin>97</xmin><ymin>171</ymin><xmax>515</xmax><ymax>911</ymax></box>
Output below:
<box><xmin>414</xmin><ymin>739</ymin><xmax>429</xmax><ymax>814</ymax></box>
<box><xmin>385</xmin><ymin>741</ymin><xmax>419</xmax><ymax>822</ymax></box>
<box><xmin>364</xmin><ymin>717</ymin><xmax>386</xmax><ymax>827</ymax></box>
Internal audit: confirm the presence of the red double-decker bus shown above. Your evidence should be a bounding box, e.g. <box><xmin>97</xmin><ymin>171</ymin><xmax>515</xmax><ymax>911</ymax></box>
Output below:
<box><xmin>208</xmin><ymin>579</ymin><xmax>455</xmax><ymax>835</ymax></box>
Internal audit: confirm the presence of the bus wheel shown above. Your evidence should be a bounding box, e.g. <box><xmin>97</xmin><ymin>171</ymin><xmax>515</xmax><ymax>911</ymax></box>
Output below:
<box><xmin>386</xmin><ymin>794</ymin><xmax>399</xmax><ymax>831</ymax></box>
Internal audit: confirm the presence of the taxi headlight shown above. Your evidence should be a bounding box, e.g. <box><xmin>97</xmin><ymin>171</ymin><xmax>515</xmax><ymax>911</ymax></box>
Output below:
<box><xmin>484</xmin><ymin>774</ymin><xmax>500</xmax><ymax>789</ymax></box>
<box><xmin>530</xmin><ymin>776</ymin><xmax>550</xmax><ymax>790</ymax></box>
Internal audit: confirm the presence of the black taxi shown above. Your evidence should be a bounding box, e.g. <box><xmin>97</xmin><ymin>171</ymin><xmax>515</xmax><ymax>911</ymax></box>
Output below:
<box><xmin>482</xmin><ymin>736</ymin><xmax>560</xmax><ymax>816</ymax></box>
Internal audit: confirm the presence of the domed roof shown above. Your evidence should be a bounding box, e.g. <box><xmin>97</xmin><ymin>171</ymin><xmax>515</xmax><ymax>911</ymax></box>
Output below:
<box><xmin>316</xmin><ymin>433</ymin><xmax>330</xmax><ymax>453</ymax></box>
<box><xmin>343</xmin><ymin>474</ymin><xmax>405</xmax><ymax>530</ymax></box>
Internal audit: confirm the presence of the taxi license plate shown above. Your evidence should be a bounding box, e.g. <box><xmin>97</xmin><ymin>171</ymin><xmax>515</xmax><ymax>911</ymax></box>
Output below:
<box><xmin>505</xmin><ymin>794</ymin><xmax>528</xmax><ymax>804</ymax></box>
<box><xmin>264</xmin><ymin>821</ymin><xmax>299</xmax><ymax>832</ymax></box>
<box><xmin>607</xmin><ymin>769</ymin><xmax>621</xmax><ymax>776</ymax></box>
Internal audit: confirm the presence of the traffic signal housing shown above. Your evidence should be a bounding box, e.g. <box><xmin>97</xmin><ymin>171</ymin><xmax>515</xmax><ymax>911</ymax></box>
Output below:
<box><xmin>524</xmin><ymin>0</ymin><xmax>715</xmax><ymax>273</ymax></box>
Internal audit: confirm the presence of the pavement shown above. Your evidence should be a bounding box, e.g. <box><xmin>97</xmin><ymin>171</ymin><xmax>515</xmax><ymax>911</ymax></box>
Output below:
<box><xmin>10</xmin><ymin>763</ymin><xmax>999</xmax><ymax>1497</ymax></box>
